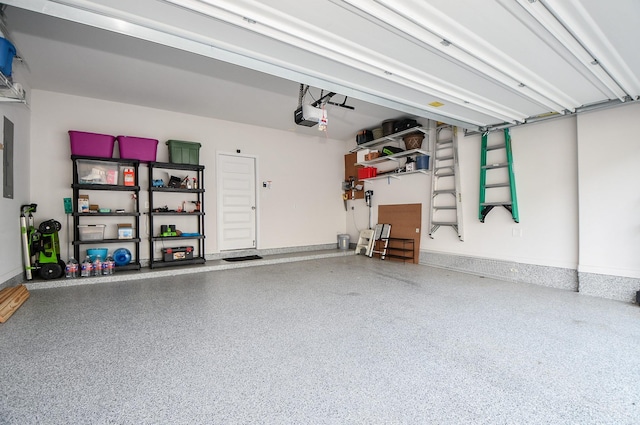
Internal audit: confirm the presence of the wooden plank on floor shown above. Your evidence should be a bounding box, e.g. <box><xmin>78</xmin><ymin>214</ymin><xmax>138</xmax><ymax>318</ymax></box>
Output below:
<box><xmin>0</xmin><ymin>285</ymin><xmax>30</xmax><ymax>323</ymax></box>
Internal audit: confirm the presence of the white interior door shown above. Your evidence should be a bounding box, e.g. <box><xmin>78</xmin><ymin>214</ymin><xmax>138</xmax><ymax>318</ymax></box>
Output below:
<box><xmin>217</xmin><ymin>153</ymin><xmax>257</xmax><ymax>251</ymax></box>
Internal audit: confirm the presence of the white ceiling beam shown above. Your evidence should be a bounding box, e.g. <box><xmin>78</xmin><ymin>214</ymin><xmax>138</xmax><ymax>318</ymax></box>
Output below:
<box><xmin>351</xmin><ymin>0</ymin><xmax>580</xmax><ymax>111</ymax></box>
<box><xmin>543</xmin><ymin>0</ymin><xmax>640</xmax><ymax>98</ymax></box>
<box><xmin>166</xmin><ymin>0</ymin><xmax>526</xmax><ymax>123</ymax></box>
<box><xmin>515</xmin><ymin>0</ymin><xmax>628</xmax><ymax>102</ymax></box>
<box><xmin>3</xmin><ymin>0</ymin><xmax>488</xmax><ymax>128</ymax></box>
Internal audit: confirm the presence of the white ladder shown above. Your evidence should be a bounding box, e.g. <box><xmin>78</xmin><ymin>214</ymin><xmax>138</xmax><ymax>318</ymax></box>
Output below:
<box><xmin>355</xmin><ymin>229</ymin><xmax>376</xmax><ymax>256</ymax></box>
<box><xmin>429</xmin><ymin>123</ymin><xmax>464</xmax><ymax>240</ymax></box>
<box><xmin>369</xmin><ymin>224</ymin><xmax>391</xmax><ymax>259</ymax></box>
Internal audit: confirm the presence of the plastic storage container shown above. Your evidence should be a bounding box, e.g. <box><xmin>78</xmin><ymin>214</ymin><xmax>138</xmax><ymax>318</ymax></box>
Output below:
<box><xmin>357</xmin><ymin>167</ymin><xmax>377</xmax><ymax>180</ymax></box>
<box><xmin>77</xmin><ymin>159</ymin><xmax>119</xmax><ymax>184</ymax></box>
<box><xmin>86</xmin><ymin>248</ymin><xmax>108</xmax><ymax>262</ymax></box>
<box><xmin>69</xmin><ymin>131</ymin><xmax>116</xmax><ymax>158</ymax></box>
<box><xmin>78</xmin><ymin>224</ymin><xmax>106</xmax><ymax>241</ymax></box>
<box><xmin>0</xmin><ymin>37</ymin><xmax>16</xmax><ymax>77</ymax></box>
<box><xmin>166</xmin><ymin>140</ymin><xmax>201</xmax><ymax>165</ymax></box>
<box><xmin>162</xmin><ymin>246</ymin><xmax>194</xmax><ymax>262</ymax></box>
<box><xmin>416</xmin><ymin>155</ymin><xmax>430</xmax><ymax>170</ymax></box>
<box><xmin>117</xmin><ymin>135</ymin><xmax>159</xmax><ymax>162</ymax></box>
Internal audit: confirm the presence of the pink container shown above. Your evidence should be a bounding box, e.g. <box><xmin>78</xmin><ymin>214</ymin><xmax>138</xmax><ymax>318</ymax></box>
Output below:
<box><xmin>117</xmin><ymin>135</ymin><xmax>159</xmax><ymax>162</ymax></box>
<box><xmin>69</xmin><ymin>131</ymin><xmax>116</xmax><ymax>158</ymax></box>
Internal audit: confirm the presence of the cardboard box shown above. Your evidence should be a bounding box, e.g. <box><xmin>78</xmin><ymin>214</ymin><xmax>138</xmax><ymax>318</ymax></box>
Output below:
<box><xmin>356</xmin><ymin>149</ymin><xmax>371</xmax><ymax>163</ymax></box>
<box><xmin>117</xmin><ymin>223</ymin><xmax>133</xmax><ymax>239</ymax></box>
<box><xmin>78</xmin><ymin>195</ymin><xmax>90</xmax><ymax>213</ymax></box>
<box><xmin>365</xmin><ymin>151</ymin><xmax>380</xmax><ymax>161</ymax></box>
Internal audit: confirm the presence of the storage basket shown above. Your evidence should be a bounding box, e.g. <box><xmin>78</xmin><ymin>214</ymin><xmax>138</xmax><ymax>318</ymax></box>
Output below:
<box><xmin>372</xmin><ymin>127</ymin><xmax>384</xmax><ymax>140</ymax></box>
<box><xmin>117</xmin><ymin>135</ymin><xmax>159</xmax><ymax>162</ymax></box>
<box><xmin>403</xmin><ymin>132</ymin><xmax>425</xmax><ymax>150</ymax></box>
<box><xmin>382</xmin><ymin>120</ymin><xmax>396</xmax><ymax>136</ymax></box>
<box><xmin>167</xmin><ymin>140</ymin><xmax>201</xmax><ymax>165</ymax></box>
<box><xmin>69</xmin><ymin>131</ymin><xmax>116</xmax><ymax>158</ymax></box>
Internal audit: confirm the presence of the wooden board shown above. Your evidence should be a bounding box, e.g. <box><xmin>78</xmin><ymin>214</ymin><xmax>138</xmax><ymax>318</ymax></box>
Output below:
<box><xmin>344</xmin><ymin>152</ymin><xmax>364</xmax><ymax>200</ymax></box>
<box><xmin>0</xmin><ymin>284</ymin><xmax>30</xmax><ymax>323</ymax></box>
<box><xmin>378</xmin><ymin>204</ymin><xmax>422</xmax><ymax>264</ymax></box>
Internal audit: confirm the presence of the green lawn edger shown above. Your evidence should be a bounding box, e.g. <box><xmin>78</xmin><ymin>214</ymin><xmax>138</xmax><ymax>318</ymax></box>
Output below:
<box><xmin>20</xmin><ymin>204</ymin><xmax>65</xmax><ymax>280</ymax></box>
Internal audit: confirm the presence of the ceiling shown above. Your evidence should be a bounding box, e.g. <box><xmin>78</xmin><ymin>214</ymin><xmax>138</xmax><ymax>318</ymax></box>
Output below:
<box><xmin>3</xmin><ymin>0</ymin><xmax>640</xmax><ymax>139</ymax></box>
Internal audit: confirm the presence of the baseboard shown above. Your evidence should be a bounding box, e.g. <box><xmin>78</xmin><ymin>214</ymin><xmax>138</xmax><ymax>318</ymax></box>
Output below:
<box><xmin>206</xmin><ymin>243</ymin><xmax>338</xmax><ymax>261</ymax></box>
<box><xmin>420</xmin><ymin>251</ymin><xmax>578</xmax><ymax>292</ymax></box>
<box><xmin>578</xmin><ymin>272</ymin><xmax>640</xmax><ymax>303</ymax></box>
<box><xmin>0</xmin><ymin>272</ymin><xmax>25</xmax><ymax>291</ymax></box>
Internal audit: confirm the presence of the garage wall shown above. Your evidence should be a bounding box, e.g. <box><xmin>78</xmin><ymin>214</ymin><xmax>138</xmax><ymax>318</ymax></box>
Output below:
<box><xmin>576</xmin><ymin>103</ymin><xmax>640</xmax><ymax>300</ymax></box>
<box><xmin>29</xmin><ymin>90</ymin><xmax>347</xmax><ymax>262</ymax></box>
<box><xmin>347</xmin><ymin>117</ymin><xmax>580</xmax><ymax>291</ymax></box>
<box><xmin>0</xmin><ymin>71</ymin><xmax>31</xmax><ymax>287</ymax></box>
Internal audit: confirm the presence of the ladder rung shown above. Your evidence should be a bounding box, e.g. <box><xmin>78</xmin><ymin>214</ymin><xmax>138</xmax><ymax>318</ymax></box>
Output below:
<box><xmin>484</xmin><ymin>183</ymin><xmax>510</xmax><ymax>188</ymax></box>
<box><xmin>486</xmin><ymin>144</ymin><xmax>506</xmax><ymax>151</ymax></box>
<box><xmin>434</xmin><ymin>171</ymin><xmax>454</xmax><ymax>177</ymax></box>
<box><xmin>436</xmin><ymin>139</ymin><xmax>453</xmax><ymax>146</ymax></box>
<box><xmin>434</xmin><ymin>189</ymin><xmax>456</xmax><ymax>194</ymax></box>
<box><xmin>481</xmin><ymin>202</ymin><xmax>512</xmax><ymax>207</ymax></box>
<box><xmin>431</xmin><ymin>221</ymin><xmax>458</xmax><ymax>226</ymax></box>
<box><xmin>436</xmin><ymin>155</ymin><xmax>454</xmax><ymax>161</ymax></box>
<box><xmin>482</xmin><ymin>163</ymin><xmax>508</xmax><ymax>169</ymax></box>
<box><xmin>433</xmin><ymin>206</ymin><xmax>457</xmax><ymax>210</ymax></box>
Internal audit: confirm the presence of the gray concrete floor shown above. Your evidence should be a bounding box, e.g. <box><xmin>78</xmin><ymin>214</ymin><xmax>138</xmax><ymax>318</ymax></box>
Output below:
<box><xmin>1</xmin><ymin>255</ymin><xmax>639</xmax><ymax>424</ymax></box>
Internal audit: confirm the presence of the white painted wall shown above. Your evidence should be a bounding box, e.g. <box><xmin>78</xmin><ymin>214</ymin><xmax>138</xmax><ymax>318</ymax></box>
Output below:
<box><xmin>0</xmin><ymin>70</ymin><xmax>31</xmax><ymax>284</ymax></box>
<box><xmin>29</xmin><ymin>90</ymin><xmax>347</xmax><ymax>262</ymax></box>
<box><xmin>347</xmin><ymin>117</ymin><xmax>580</xmax><ymax>270</ymax></box>
<box><xmin>577</xmin><ymin>103</ymin><xmax>640</xmax><ymax>278</ymax></box>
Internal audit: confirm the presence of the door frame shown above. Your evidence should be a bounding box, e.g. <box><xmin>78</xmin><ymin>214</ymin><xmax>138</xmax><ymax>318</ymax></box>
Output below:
<box><xmin>216</xmin><ymin>151</ymin><xmax>260</xmax><ymax>252</ymax></box>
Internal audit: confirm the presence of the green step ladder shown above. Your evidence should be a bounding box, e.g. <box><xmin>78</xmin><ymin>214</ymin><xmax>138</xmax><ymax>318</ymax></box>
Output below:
<box><xmin>479</xmin><ymin>128</ymin><xmax>519</xmax><ymax>223</ymax></box>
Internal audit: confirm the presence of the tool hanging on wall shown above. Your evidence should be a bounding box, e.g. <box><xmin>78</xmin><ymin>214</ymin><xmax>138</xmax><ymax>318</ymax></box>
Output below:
<box><xmin>365</xmin><ymin>190</ymin><xmax>373</xmax><ymax>229</ymax></box>
<box><xmin>479</xmin><ymin>128</ymin><xmax>519</xmax><ymax>223</ymax></box>
<box><xmin>429</xmin><ymin>123</ymin><xmax>464</xmax><ymax>240</ymax></box>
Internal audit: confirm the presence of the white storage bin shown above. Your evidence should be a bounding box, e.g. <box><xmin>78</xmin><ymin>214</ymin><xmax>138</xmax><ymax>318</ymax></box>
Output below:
<box><xmin>77</xmin><ymin>160</ymin><xmax>118</xmax><ymax>185</ymax></box>
<box><xmin>78</xmin><ymin>224</ymin><xmax>106</xmax><ymax>241</ymax></box>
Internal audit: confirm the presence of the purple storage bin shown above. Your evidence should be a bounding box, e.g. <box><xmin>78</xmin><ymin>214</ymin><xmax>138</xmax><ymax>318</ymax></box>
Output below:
<box><xmin>117</xmin><ymin>136</ymin><xmax>159</xmax><ymax>163</ymax></box>
<box><xmin>69</xmin><ymin>131</ymin><xmax>116</xmax><ymax>158</ymax></box>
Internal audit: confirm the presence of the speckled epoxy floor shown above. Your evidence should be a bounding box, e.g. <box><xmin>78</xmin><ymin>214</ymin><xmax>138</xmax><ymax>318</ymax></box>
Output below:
<box><xmin>1</xmin><ymin>256</ymin><xmax>639</xmax><ymax>424</ymax></box>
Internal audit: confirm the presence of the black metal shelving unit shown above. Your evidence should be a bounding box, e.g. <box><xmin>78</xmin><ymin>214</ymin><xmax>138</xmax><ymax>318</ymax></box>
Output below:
<box><xmin>147</xmin><ymin>161</ymin><xmax>206</xmax><ymax>269</ymax></box>
<box><xmin>71</xmin><ymin>155</ymin><xmax>141</xmax><ymax>271</ymax></box>
<box><xmin>385</xmin><ymin>237</ymin><xmax>415</xmax><ymax>263</ymax></box>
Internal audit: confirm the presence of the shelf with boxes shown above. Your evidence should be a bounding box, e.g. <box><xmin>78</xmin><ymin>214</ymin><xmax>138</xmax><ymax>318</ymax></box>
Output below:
<box><xmin>147</xmin><ymin>160</ymin><xmax>206</xmax><ymax>269</ymax></box>
<box><xmin>71</xmin><ymin>155</ymin><xmax>142</xmax><ymax>272</ymax></box>
<box><xmin>352</xmin><ymin>126</ymin><xmax>431</xmax><ymax>181</ymax></box>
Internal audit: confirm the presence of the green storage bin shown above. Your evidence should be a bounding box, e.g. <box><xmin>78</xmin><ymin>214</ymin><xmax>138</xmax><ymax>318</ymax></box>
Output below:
<box><xmin>166</xmin><ymin>140</ymin><xmax>201</xmax><ymax>165</ymax></box>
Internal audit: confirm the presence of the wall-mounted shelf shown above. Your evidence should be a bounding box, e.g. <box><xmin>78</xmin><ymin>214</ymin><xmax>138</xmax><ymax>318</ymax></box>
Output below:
<box><xmin>356</xmin><ymin>148</ymin><xmax>429</xmax><ymax>167</ymax></box>
<box><xmin>0</xmin><ymin>72</ymin><xmax>26</xmax><ymax>104</ymax></box>
<box><xmin>360</xmin><ymin>169</ymin><xmax>430</xmax><ymax>181</ymax></box>
<box><xmin>350</xmin><ymin>126</ymin><xmax>428</xmax><ymax>152</ymax></box>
